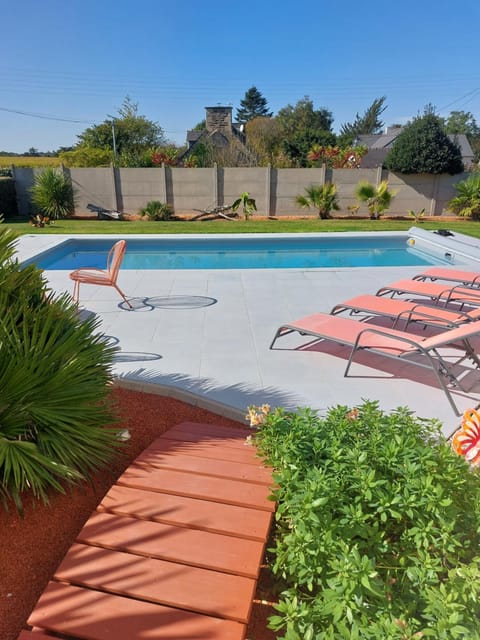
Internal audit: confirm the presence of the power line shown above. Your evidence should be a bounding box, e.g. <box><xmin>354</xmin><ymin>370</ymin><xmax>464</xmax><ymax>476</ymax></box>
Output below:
<box><xmin>0</xmin><ymin>106</ymin><xmax>93</xmax><ymax>124</ymax></box>
<box><xmin>437</xmin><ymin>88</ymin><xmax>480</xmax><ymax>113</ymax></box>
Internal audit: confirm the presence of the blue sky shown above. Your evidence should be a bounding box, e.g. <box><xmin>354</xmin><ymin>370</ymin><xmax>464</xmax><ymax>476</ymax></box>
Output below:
<box><xmin>1</xmin><ymin>0</ymin><xmax>479</xmax><ymax>153</ymax></box>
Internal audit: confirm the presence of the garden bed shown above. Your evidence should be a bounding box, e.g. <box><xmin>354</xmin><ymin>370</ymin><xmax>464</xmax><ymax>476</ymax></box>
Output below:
<box><xmin>0</xmin><ymin>386</ymin><xmax>276</xmax><ymax>640</ymax></box>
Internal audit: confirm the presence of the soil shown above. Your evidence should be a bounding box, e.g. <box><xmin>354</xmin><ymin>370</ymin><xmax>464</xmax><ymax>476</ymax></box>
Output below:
<box><xmin>0</xmin><ymin>387</ymin><xmax>277</xmax><ymax>640</ymax></box>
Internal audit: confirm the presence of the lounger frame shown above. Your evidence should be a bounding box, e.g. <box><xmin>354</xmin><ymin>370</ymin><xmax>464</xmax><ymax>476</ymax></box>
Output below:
<box><xmin>270</xmin><ymin>315</ymin><xmax>480</xmax><ymax>415</ymax></box>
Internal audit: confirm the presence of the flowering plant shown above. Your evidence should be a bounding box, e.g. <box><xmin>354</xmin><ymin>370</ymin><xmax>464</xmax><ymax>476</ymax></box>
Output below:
<box><xmin>451</xmin><ymin>408</ymin><xmax>480</xmax><ymax>465</ymax></box>
<box><xmin>246</xmin><ymin>404</ymin><xmax>271</xmax><ymax>427</ymax></box>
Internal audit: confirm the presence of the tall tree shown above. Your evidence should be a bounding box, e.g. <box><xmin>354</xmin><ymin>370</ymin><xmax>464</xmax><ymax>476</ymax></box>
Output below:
<box><xmin>339</xmin><ymin>96</ymin><xmax>387</xmax><ymax>141</ymax></box>
<box><xmin>442</xmin><ymin>110</ymin><xmax>480</xmax><ymax>136</ymax></box>
<box><xmin>276</xmin><ymin>97</ymin><xmax>335</xmax><ymax>166</ymax></box>
<box><xmin>236</xmin><ymin>86</ymin><xmax>272</xmax><ymax>124</ymax></box>
<box><xmin>442</xmin><ymin>110</ymin><xmax>480</xmax><ymax>163</ymax></box>
<box><xmin>245</xmin><ymin>116</ymin><xmax>283</xmax><ymax>165</ymax></box>
<box><xmin>384</xmin><ymin>111</ymin><xmax>464</xmax><ymax>175</ymax></box>
<box><xmin>77</xmin><ymin>96</ymin><xmax>165</xmax><ymax>159</ymax></box>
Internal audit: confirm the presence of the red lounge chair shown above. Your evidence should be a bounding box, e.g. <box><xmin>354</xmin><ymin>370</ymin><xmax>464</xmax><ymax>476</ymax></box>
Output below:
<box><xmin>70</xmin><ymin>240</ymin><xmax>132</xmax><ymax>308</ymax></box>
<box><xmin>331</xmin><ymin>294</ymin><xmax>480</xmax><ymax>329</ymax></box>
<box><xmin>270</xmin><ymin>313</ymin><xmax>480</xmax><ymax>415</ymax></box>
<box><xmin>376</xmin><ymin>279</ymin><xmax>480</xmax><ymax>307</ymax></box>
<box><xmin>413</xmin><ymin>267</ymin><xmax>480</xmax><ymax>287</ymax></box>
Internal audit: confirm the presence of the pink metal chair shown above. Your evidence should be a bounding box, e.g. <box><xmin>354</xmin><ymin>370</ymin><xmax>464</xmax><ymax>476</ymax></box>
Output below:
<box><xmin>70</xmin><ymin>240</ymin><xmax>132</xmax><ymax>308</ymax></box>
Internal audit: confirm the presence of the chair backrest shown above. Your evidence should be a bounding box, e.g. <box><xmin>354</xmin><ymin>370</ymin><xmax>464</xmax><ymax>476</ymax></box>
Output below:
<box><xmin>106</xmin><ymin>240</ymin><xmax>127</xmax><ymax>282</ymax></box>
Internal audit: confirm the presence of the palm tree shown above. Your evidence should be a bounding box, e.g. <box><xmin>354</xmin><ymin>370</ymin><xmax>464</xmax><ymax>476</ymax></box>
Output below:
<box><xmin>30</xmin><ymin>168</ymin><xmax>76</xmax><ymax>220</ymax></box>
<box><xmin>355</xmin><ymin>180</ymin><xmax>396</xmax><ymax>219</ymax></box>
<box><xmin>447</xmin><ymin>174</ymin><xmax>480</xmax><ymax>220</ymax></box>
<box><xmin>0</xmin><ymin>226</ymin><xmax>121</xmax><ymax>513</ymax></box>
<box><xmin>296</xmin><ymin>183</ymin><xmax>340</xmax><ymax>219</ymax></box>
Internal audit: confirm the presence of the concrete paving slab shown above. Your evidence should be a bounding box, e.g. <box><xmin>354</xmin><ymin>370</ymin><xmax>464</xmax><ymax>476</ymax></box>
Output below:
<box><xmin>16</xmin><ymin>233</ymin><xmax>480</xmax><ymax>438</ymax></box>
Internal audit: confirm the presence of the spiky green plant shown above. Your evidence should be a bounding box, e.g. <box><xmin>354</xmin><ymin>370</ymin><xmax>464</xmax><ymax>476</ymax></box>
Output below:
<box><xmin>0</xmin><ymin>226</ymin><xmax>121</xmax><ymax>513</ymax></box>
<box><xmin>139</xmin><ymin>200</ymin><xmax>174</xmax><ymax>221</ymax></box>
<box><xmin>355</xmin><ymin>180</ymin><xmax>396</xmax><ymax>219</ymax></box>
<box><xmin>447</xmin><ymin>173</ymin><xmax>480</xmax><ymax>220</ymax></box>
<box><xmin>30</xmin><ymin>167</ymin><xmax>76</xmax><ymax>220</ymax></box>
<box><xmin>296</xmin><ymin>183</ymin><xmax>340</xmax><ymax>219</ymax></box>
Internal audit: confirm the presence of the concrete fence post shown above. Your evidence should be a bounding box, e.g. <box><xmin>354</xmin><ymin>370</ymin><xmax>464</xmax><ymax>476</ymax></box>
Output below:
<box><xmin>110</xmin><ymin>163</ymin><xmax>119</xmax><ymax>211</ymax></box>
<box><xmin>429</xmin><ymin>174</ymin><xmax>439</xmax><ymax>215</ymax></box>
<box><xmin>160</xmin><ymin>163</ymin><xmax>167</xmax><ymax>203</ymax></box>
<box><xmin>213</xmin><ymin>163</ymin><xmax>218</xmax><ymax>207</ymax></box>
<box><xmin>265</xmin><ymin>164</ymin><xmax>271</xmax><ymax>216</ymax></box>
<box><xmin>320</xmin><ymin>163</ymin><xmax>326</xmax><ymax>185</ymax></box>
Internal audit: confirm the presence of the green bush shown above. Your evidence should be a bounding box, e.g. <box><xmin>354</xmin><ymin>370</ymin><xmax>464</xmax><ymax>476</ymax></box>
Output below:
<box><xmin>447</xmin><ymin>173</ymin><xmax>480</xmax><ymax>220</ymax></box>
<box><xmin>253</xmin><ymin>401</ymin><xmax>480</xmax><ymax>639</ymax></box>
<box><xmin>59</xmin><ymin>146</ymin><xmax>112</xmax><ymax>167</ymax></box>
<box><xmin>384</xmin><ymin>113</ymin><xmax>464</xmax><ymax>175</ymax></box>
<box><xmin>0</xmin><ymin>226</ymin><xmax>121</xmax><ymax>513</ymax></box>
<box><xmin>30</xmin><ymin>167</ymin><xmax>76</xmax><ymax>219</ymax></box>
<box><xmin>139</xmin><ymin>200</ymin><xmax>174</xmax><ymax>221</ymax></box>
<box><xmin>0</xmin><ymin>177</ymin><xmax>18</xmax><ymax>218</ymax></box>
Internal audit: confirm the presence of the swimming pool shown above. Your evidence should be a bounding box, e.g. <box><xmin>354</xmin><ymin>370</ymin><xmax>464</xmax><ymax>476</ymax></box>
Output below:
<box><xmin>30</xmin><ymin>234</ymin><xmax>454</xmax><ymax>271</ymax></box>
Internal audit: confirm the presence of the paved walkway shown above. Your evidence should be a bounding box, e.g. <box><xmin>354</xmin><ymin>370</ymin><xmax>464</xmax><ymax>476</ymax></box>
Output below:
<box><xmin>16</xmin><ymin>233</ymin><xmax>480</xmax><ymax>437</ymax></box>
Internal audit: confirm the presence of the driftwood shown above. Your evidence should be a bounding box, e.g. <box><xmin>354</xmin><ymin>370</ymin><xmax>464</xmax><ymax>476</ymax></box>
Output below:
<box><xmin>190</xmin><ymin>204</ymin><xmax>239</xmax><ymax>222</ymax></box>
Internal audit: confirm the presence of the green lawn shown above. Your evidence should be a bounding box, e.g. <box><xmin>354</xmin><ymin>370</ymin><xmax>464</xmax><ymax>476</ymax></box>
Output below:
<box><xmin>5</xmin><ymin>217</ymin><xmax>480</xmax><ymax>237</ymax></box>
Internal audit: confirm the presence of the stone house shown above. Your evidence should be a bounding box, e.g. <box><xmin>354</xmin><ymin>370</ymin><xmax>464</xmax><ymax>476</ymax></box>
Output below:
<box><xmin>181</xmin><ymin>106</ymin><xmax>255</xmax><ymax>166</ymax></box>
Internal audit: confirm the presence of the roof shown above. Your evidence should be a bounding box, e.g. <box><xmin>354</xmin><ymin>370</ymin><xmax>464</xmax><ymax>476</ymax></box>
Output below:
<box><xmin>357</xmin><ymin>129</ymin><xmax>474</xmax><ymax>159</ymax></box>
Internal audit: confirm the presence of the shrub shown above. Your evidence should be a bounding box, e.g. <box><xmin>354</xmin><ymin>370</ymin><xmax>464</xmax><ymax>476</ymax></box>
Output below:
<box><xmin>139</xmin><ymin>200</ymin><xmax>174</xmax><ymax>221</ymax></box>
<box><xmin>447</xmin><ymin>173</ymin><xmax>480</xmax><ymax>220</ymax></box>
<box><xmin>384</xmin><ymin>113</ymin><xmax>464</xmax><ymax>175</ymax></box>
<box><xmin>307</xmin><ymin>144</ymin><xmax>367</xmax><ymax>169</ymax></box>
<box><xmin>253</xmin><ymin>401</ymin><xmax>480</xmax><ymax>639</ymax></box>
<box><xmin>295</xmin><ymin>183</ymin><xmax>340</xmax><ymax>219</ymax></box>
<box><xmin>0</xmin><ymin>177</ymin><xmax>18</xmax><ymax>218</ymax></box>
<box><xmin>355</xmin><ymin>180</ymin><xmax>396</xmax><ymax>219</ymax></box>
<box><xmin>30</xmin><ymin>167</ymin><xmax>76</xmax><ymax>219</ymax></box>
<box><xmin>59</xmin><ymin>146</ymin><xmax>112</xmax><ymax>167</ymax></box>
<box><xmin>0</xmin><ymin>226</ymin><xmax>121</xmax><ymax>513</ymax></box>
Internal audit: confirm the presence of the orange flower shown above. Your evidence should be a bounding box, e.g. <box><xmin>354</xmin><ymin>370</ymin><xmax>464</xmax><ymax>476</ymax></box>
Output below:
<box><xmin>246</xmin><ymin>404</ymin><xmax>271</xmax><ymax>428</ymax></box>
<box><xmin>452</xmin><ymin>409</ymin><xmax>480</xmax><ymax>465</ymax></box>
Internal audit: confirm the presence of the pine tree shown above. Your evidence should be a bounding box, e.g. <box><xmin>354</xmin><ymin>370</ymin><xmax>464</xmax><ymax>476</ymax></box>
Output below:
<box><xmin>340</xmin><ymin>96</ymin><xmax>387</xmax><ymax>140</ymax></box>
<box><xmin>236</xmin><ymin>86</ymin><xmax>272</xmax><ymax>124</ymax></box>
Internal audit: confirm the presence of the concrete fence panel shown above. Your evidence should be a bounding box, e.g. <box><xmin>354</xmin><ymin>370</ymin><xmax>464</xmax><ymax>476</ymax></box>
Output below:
<box><xmin>170</xmin><ymin>167</ymin><xmax>214</xmax><ymax>213</ymax></box>
<box><xmin>12</xmin><ymin>165</ymin><xmax>470</xmax><ymax>218</ymax></box>
<box><xmin>70</xmin><ymin>168</ymin><xmax>116</xmax><ymax>212</ymax></box>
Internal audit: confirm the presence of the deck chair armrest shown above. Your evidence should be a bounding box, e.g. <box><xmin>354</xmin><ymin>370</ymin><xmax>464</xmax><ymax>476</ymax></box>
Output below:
<box><xmin>397</xmin><ymin>305</ymin><xmax>467</xmax><ymax>327</ymax></box>
<box><xmin>353</xmin><ymin>326</ymin><xmax>422</xmax><ymax>351</ymax></box>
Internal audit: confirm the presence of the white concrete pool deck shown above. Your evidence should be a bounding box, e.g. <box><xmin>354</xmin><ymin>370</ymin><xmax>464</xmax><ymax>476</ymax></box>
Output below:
<box><xmin>16</xmin><ymin>232</ymin><xmax>480</xmax><ymax>438</ymax></box>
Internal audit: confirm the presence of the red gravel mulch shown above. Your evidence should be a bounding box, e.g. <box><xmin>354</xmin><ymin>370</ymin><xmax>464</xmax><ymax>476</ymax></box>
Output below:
<box><xmin>0</xmin><ymin>387</ymin><xmax>278</xmax><ymax>640</ymax></box>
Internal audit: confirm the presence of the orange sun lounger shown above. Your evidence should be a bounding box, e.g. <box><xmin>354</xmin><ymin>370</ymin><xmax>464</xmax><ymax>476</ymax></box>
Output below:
<box><xmin>70</xmin><ymin>239</ymin><xmax>132</xmax><ymax>308</ymax></box>
<box><xmin>331</xmin><ymin>294</ymin><xmax>480</xmax><ymax>329</ymax></box>
<box><xmin>270</xmin><ymin>313</ymin><xmax>480</xmax><ymax>415</ymax></box>
<box><xmin>413</xmin><ymin>267</ymin><xmax>480</xmax><ymax>287</ymax></box>
<box><xmin>376</xmin><ymin>279</ymin><xmax>480</xmax><ymax>307</ymax></box>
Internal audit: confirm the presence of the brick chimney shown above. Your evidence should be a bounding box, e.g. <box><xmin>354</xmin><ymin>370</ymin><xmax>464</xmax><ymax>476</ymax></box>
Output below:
<box><xmin>205</xmin><ymin>106</ymin><xmax>233</xmax><ymax>136</ymax></box>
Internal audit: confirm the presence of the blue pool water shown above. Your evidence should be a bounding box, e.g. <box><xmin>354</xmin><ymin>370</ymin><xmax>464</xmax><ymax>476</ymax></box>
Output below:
<box><xmin>31</xmin><ymin>236</ymin><xmax>451</xmax><ymax>271</ymax></box>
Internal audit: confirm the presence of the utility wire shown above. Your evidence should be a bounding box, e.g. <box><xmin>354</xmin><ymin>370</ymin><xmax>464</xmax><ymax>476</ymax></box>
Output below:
<box><xmin>0</xmin><ymin>106</ymin><xmax>93</xmax><ymax>124</ymax></box>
